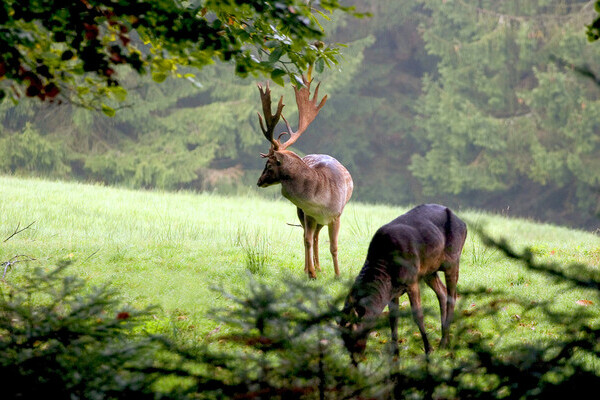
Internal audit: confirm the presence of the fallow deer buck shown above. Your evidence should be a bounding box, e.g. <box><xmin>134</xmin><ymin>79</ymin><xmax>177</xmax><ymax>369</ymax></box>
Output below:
<box><xmin>256</xmin><ymin>77</ymin><xmax>353</xmax><ymax>279</ymax></box>
<box><xmin>339</xmin><ymin>204</ymin><xmax>467</xmax><ymax>362</ymax></box>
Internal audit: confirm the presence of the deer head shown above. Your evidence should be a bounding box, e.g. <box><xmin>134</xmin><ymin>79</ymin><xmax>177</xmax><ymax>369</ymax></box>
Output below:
<box><xmin>339</xmin><ymin>301</ymin><xmax>369</xmax><ymax>360</ymax></box>
<box><xmin>256</xmin><ymin>76</ymin><xmax>327</xmax><ymax>187</ymax></box>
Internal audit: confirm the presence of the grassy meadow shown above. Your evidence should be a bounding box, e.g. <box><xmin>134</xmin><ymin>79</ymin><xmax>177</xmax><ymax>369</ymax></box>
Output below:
<box><xmin>1</xmin><ymin>175</ymin><xmax>600</xmax><ymax>358</ymax></box>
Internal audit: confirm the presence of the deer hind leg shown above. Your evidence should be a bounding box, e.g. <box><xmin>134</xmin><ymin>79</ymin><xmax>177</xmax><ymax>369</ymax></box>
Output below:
<box><xmin>441</xmin><ymin>263</ymin><xmax>459</xmax><ymax>348</ymax></box>
<box><xmin>303</xmin><ymin>214</ymin><xmax>318</xmax><ymax>279</ymax></box>
<box><xmin>327</xmin><ymin>217</ymin><xmax>341</xmax><ymax>276</ymax></box>
<box><xmin>424</xmin><ymin>273</ymin><xmax>448</xmax><ymax>347</ymax></box>
<box><xmin>407</xmin><ymin>282</ymin><xmax>431</xmax><ymax>354</ymax></box>
<box><xmin>313</xmin><ymin>224</ymin><xmax>323</xmax><ymax>271</ymax></box>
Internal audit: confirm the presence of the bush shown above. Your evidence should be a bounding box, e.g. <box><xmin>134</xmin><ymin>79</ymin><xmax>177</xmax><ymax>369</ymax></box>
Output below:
<box><xmin>200</xmin><ymin>278</ymin><xmax>377</xmax><ymax>399</ymax></box>
<box><xmin>0</xmin><ymin>261</ymin><xmax>168</xmax><ymax>399</ymax></box>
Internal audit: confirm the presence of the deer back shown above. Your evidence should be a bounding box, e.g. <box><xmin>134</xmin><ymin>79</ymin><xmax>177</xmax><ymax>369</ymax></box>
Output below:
<box><xmin>260</xmin><ymin>152</ymin><xmax>352</xmax><ymax>225</ymax></box>
<box><xmin>294</xmin><ymin>154</ymin><xmax>353</xmax><ymax>213</ymax></box>
<box><xmin>366</xmin><ymin>204</ymin><xmax>466</xmax><ymax>283</ymax></box>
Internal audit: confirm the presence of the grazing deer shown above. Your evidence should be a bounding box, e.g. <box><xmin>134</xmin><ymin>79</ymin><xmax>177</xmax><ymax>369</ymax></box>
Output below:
<box><xmin>339</xmin><ymin>204</ymin><xmax>467</xmax><ymax>362</ymax></box>
<box><xmin>256</xmin><ymin>77</ymin><xmax>353</xmax><ymax>279</ymax></box>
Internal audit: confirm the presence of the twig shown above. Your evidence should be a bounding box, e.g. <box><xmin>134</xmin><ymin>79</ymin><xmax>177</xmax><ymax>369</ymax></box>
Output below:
<box><xmin>3</xmin><ymin>221</ymin><xmax>36</xmax><ymax>242</ymax></box>
<box><xmin>80</xmin><ymin>248</ymin><xmax>101</xmax><ymax>265</ymax></box>
<box><xmin>2</xmin><ymin>255</ymin><xmax>37</xmax><ymax>279</ymax></box>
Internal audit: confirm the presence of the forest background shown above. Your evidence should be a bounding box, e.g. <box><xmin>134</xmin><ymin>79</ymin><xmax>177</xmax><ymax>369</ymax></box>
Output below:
<box><xmin>1</xmin><ymin>0</ymin><xmax>599</xmax><ymax>230</ymax></box>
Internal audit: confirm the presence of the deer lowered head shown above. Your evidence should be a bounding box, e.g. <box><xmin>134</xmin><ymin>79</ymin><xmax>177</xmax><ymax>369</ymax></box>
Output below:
<box><xmin>256</xmin><ymin>77</ymin><xmax>353</xmax><ymax>279</ymax></box>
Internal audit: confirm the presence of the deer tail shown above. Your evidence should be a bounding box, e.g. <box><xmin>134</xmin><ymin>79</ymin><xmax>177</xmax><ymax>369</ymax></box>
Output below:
<box><xmin>444</xmin><ymin>207</ymin><xmax>453</xmax><ymax>244</ymax></box>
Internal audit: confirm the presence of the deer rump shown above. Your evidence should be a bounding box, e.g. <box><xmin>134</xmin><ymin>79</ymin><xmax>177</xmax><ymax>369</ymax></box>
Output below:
<box><xmin>340</xmin><ymin>204</ymin><xmax>467</xmax><ymax>360</ymax></box>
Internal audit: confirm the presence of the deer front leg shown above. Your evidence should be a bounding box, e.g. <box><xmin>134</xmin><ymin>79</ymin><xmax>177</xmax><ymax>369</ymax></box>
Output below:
<box><xmin>327</xmin><ymin>217</ymin><xmax>341</xmax><ymax>276</ymax></box>
<box><xmin>388</xmin><ymin>296</ymin><xmax>400</xmax><ymax>356</ymax></box>
<box><xmin>303</xmin><ymin>215</ymin><xmax>318</xmax><ymax>279</ymax></box>
<box><xmin>407</xmin><ymin>282</ymin><xmax>431</xmax><ymax>354</ymax></box>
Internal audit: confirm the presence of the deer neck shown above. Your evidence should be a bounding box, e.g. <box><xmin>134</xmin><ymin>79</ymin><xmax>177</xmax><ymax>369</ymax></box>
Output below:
<box><xmin>277</xmin><ymin>151</ymin><xmax>319</xmax><ymax>203</ymax></box>
<box><xmin>351</xmin><ymin>260</ymin><xmax>394</xmax><ymax>319</ymax></box>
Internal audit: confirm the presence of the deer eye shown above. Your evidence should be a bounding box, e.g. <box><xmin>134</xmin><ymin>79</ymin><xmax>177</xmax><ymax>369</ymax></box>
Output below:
<box><xmin>276</xmin><ymin>159</ymin><xmax>281</xmax><ymax>166</ymax></box>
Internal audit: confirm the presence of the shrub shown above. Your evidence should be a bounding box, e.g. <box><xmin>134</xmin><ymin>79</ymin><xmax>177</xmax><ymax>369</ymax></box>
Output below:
<box><xmin>0</xmin><ymin>261</ymin><xmax>167</xmax><ymax>399</ymax></box>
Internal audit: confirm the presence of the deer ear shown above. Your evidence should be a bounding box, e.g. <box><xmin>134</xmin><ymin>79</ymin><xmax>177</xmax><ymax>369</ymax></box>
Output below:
<box><xmin>355</xmin><ymin>305</ymin><xmax>366</xmax><ymax>319</ymax></box>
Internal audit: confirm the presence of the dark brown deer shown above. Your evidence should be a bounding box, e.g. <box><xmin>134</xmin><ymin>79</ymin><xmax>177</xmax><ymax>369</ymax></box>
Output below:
<box><xmin>256</xmin><ymin>77</ymin><xmax>353</xmax><ymax>279</ymax></box>
<box><xmin>339</xmin><ymin>204</ymin><xmax>467</xmax><ymax>362</ymax></box>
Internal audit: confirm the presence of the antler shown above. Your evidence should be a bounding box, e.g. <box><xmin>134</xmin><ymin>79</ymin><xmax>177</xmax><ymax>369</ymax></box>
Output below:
<box><xmin>279</xmin><ymin>75</ymin><xmax>328</xmax><ymax>151</ymax></box>
<box><xmin>257</xmin><ymin>81</ymin><xmax>284</xmax><ymax>152</ymax></box>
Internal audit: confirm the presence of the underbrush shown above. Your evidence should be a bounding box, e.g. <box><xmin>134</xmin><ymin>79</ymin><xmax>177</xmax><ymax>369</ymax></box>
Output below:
<box><xmin>1</xmin><ymin>176</ymin><xmax>600</xmax><ymax>398</ymax></box>
<box><xmin>2</xmin><ymin>237</ymin><xmax>599</xmax><ymax>399</ymax></box>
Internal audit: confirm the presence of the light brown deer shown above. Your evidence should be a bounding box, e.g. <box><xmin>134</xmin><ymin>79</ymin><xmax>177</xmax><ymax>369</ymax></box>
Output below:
<box><xmin>256</xmin><ymin>77</ymin><xmax>353</xmax><ymax>279</ymax></box>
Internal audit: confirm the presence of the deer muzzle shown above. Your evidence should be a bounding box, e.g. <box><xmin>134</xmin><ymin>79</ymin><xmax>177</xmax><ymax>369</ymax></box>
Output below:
<box><xmin>257</xmin><ymin>175</ymin><xmax>273</xmax><ymax>188</ymax></box>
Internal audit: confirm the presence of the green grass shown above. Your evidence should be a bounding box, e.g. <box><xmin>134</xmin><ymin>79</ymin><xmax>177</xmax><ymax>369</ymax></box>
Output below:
<box><xmin>1</xmin><ymin>175</ymin><xmax>599</xmax><ymax>354</ymax></box>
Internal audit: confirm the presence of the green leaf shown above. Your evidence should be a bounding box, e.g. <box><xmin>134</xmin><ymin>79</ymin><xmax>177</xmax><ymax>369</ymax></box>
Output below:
<box><xmin>269</xmin><ymin>47</ymin><xmax>284</xmax><ymax>64</ymax></box>
<box><xmin>109</xmin><ymin>86</ymin><xmax>128</xmax><ymax>102</ymax></box>
<box><xmin>315</xmin><ymin>58</ymin><xmax>325</xmax><ymax>73</ymax></box>
<box><xmin>152</xmin><ymin>72</ymin><xmax>168</xmax><ymax>83</ymax></box>
<box><xmin>101</xmin><ymin>104</ymin><xmax>116</xmax><ymax>117</ymax></box>
<box><xmin>271</xmin><ymin>69</ymin><xmax>286</xmax><ymax>86</ymax></box>
<box><xmin>309</xmin><ymin>13</ymin><xmax>325</xmax><ymax>32</ymax></box>
<box><xmin>314</xmin><ymin>9</ymin><xmax>332</xmax><ymax>21</ymax></box>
